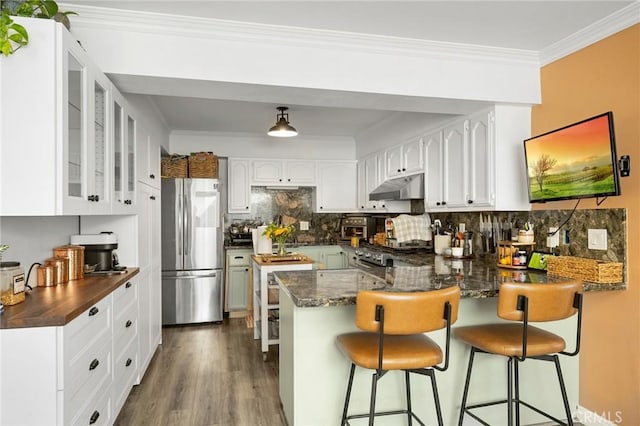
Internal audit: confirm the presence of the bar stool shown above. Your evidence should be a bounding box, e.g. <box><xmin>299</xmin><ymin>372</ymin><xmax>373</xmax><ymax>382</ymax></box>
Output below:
<box><xmin>336</xmin><ymin>286</ymin><xmax>460</xmax><ymax>426</ymax></box>
<box><xmin>454</xmin><ymin>280</ymin><xmax>583</xmax><ymax>426</ymax></box>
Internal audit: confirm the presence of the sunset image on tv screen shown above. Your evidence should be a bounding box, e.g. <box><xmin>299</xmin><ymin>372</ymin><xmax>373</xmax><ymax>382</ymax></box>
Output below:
<box><xmin>525</xmin><ymin>113</ymin><xmax>617</xmax><ymax>202</ymax></box>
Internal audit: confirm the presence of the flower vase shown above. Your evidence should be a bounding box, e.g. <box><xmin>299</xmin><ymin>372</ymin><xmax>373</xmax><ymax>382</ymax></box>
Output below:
<box><xmin>277</xmin><ymin>241</ymin><xmax>287</xmax><ymax>256</ymax></box>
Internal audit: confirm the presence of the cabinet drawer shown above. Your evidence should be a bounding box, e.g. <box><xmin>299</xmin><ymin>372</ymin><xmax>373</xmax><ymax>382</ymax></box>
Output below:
<box><xmin>114</xmin><ymin>299</ymin><xmax>138</xmax><ymax>359</ymax></box>
<box><xmin>64</xmin><ymin>296</ymin><xmax>112</xmax><ymax>361</ymax></box>
<box><xmin>228</xmin><ymin>252</ymin><xmax>251</xmax><ymax>266</ymax></box>
<box><xmin>68</xmin><ymin>366</ymin><xmax>112</xmax><ymax>426</ymax></box>
<box><xmin>113</xmin><ymin>279</ymin><xmax>138</xmax><ymax>307</ymax></box>
<box><xmin>65</xmin><ymin>339</ymin><xmax>112</xmax><ymax>420</ymax></box>
<box><xmin>113</xmin><ymin>339</ymin><xmax>138</xmax><ymax>415</ymax></box>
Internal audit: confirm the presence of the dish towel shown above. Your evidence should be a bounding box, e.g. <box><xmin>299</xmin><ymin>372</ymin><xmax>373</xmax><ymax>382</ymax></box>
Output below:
<box><xmin>391</xmin><ymin>214</ymin><xmax>432</xmax><ymax>243</ymax></box>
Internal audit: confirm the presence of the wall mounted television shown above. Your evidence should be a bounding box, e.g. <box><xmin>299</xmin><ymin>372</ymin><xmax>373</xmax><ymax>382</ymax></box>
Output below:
<box><xmin>524</xmin><ymin>111</ymin><xmax>621</xmax><ymax>203</ymax></box>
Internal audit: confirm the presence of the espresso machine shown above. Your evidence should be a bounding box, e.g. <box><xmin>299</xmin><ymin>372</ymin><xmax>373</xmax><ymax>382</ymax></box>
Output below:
<box><xmin>70</xmin><ymin>232</ymin><xmax>125</xmax><ymax>273</ymax></box>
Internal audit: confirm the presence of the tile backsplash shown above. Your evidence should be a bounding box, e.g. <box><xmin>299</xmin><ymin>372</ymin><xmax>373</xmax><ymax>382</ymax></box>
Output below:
<box><xmin>226</xmin><ymin>187</ymin><xmax>626</xmax><ymax>267</ymax></box>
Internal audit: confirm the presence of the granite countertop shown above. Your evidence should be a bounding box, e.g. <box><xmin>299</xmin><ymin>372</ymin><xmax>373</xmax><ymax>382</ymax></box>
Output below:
<box><xmin>0</xmin><ymin>268</ymin><xmax>139</xmax><ymax>329</ymax></box>
<box><xmin>275</xmin><ymin>254</ymin><xmax>625</xmax><ymax>308</ymax></box>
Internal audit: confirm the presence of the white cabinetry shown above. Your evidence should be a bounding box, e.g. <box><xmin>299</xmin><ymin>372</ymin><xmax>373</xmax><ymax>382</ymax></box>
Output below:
<box><xmin>0</xmin><ymin>18</ymin><xmax>112</xmax><ymax>216</ymax></box>
<box><xmin>136</xmin><ymin>122</ymin><xmax>161</xmax><ymax>189</ymax></box>
<box><xmin>384</xmin><ymin>137</ymin><xmax>424</xmax><ymax>179</ymax></box>
<box><xmin>228</xmin><ymin>158</ymin><xmax>251</xmax><ymax>213</ymax></box>
<box><xmin>251</xmin><ymin>159</ymin><xmax>316</xmax><ymax>186</ymax></box>
<box><xmin>294</xmin><ymin>245</ymin><xmax>347</xmax><ymax>269</ymax></box>
<box><xmin>424</xmin><ymin>106</ymin><xmax>531</xmax><ymax>212</ymax></box>
<box><xmin>112</xmin><ymin>88</ymin><xmax>137</xmax><ymax>213</ymax></box>
<box><xmin>314</xmin><ymin>161</ymin><xmax>357</xmax><ymax>212</ymax></box>
<box><xmin>0</xmin><ymin>288</ymin><xmax>146</xmax><ymax>425</ymax></box>
<box><xmin>136</xmin><ymin>183</ymin><xmax>162</xmax><ymax>377</ymax></box>
<box><xmin>357</xmin><ymin>153</ymin><xmax>410</xmax><ymax>213</ymax></box>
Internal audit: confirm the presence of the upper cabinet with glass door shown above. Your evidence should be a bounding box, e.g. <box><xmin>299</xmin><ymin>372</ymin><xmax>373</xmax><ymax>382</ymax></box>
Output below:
<box><xmin>112</xmin><ymin>86</ymin><xmax>137</xmax><ymax>213</ymax></box>
<box><xmin>0</xmin><ymin>18</ymin><xmax>111</xmax><ymax>215</ymax></box>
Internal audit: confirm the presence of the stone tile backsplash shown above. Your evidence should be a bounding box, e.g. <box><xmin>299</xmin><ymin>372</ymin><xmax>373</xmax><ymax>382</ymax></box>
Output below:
<box><xmin>226</xmin><ymin>187</ymin><xmax>626</xmax><ymax>264</ymax></box>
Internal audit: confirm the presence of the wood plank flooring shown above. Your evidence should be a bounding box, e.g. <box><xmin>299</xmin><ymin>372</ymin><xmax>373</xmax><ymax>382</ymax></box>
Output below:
<box><xmin>114</xmin><ymin>319</ymin><xmax>286</xmax><ymax>426</ymax></box>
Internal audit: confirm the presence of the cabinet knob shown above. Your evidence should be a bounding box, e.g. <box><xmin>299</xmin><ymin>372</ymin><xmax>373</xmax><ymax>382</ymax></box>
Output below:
<box><xmin>150</xmin><ymin>174</ymin><xmax>155</xmax><ymax>179</ymax></box>
<box><xmin>245</xmin><ymin>268</ymin><xmax>249</xmax><ymax>272</ymax></box>
<box><xmin>89</xmin><ymin>411</ymin><xmax>100</xmax><ymax>425</ymax></box>
<box><xmin>150</xmin><ymin>195</ymin><xmax>156</xmax><ymax>200</ymax></box>
<box><xmin>279</xmin><ymin>178</ymin><xmax>282</xmax><ymax>182</ymax></box>
<box><xmin>88</xmin><ymin>306</ymin><xmax>99</xmax><ymax>317</ymax></box>
<box><xmin>126</xmin><ymin>358</ymin><xmax>132</xmax><ymax>367</ymax></box>
<box><xmin>436</xmin><ymin>202</ymin><xmax>441</xmax><ymax>206</ymax></box>
<box><xmin>125</xmin><ymin>281</ymin><xmax>132</xmax><ymax>288</ymax></box>
<box><xmin>397</xmin><ymin>169</ymin><xmax>401</xmax><ymax>173</ymax></box>
<box><xmin>402</xmin><ymin>168</ymin><xmax>406</xmax><ymax>171</ymax></box>
<box><xmin>381</xmin><ymin>204</ymin><xmax>386</xmax><ymax>208</ymax></box>
<box><xmin>320</xmin><ymin>206</ymin><xmax>323</xmax><ymax>210</ymax></box>
<box><xmin>287</xmin><ymin>178</ymin><xmax>291</xmax><ymax>182</ymax></box>
<box><xmin>126</xmin><ymin>320</ymin><xmax>132</xmax><ymax>328</ymax></box>
<box><xmin>89</xmin><ymin>358</ymin><xmax>100</xmax><ymax>371</ymax></box>
<box><xmin>87</xmin><ymin>195</ymin><xmax>96</xmax><ymax>202</ymax></box>
<box><xmin>468</xmin><ymin>199</ymin><xmax>474</xmax><ymax>204</ymax></box>
<box><xmin>442</xmin><ymin>201</ymin><xmax>447</xmax><ymax>205</ymax></box>
<box><xmin>372</xmin><ymin>205</ymin><xmax>376</xmax><ymax>208</ymax></box>
<box><xmin>245</xmin><ymin>206</ymin><xmax>249</xmax><ymax>210</ymax></box>
<box><xmin>360</xmin><ymin>205</ymin><xmax>364</xmax><ymax>209</ymax></box>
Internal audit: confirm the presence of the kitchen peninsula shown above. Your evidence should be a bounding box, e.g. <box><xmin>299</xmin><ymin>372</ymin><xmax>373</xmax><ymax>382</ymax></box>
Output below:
<box><xmin>275</xmin><ymin>255</ymin><xmax>624</xmax><ymax>426</ymax></box>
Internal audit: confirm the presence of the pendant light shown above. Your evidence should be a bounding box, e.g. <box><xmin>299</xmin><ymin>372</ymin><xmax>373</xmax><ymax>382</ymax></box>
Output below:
<box><xmin>268</xmin><ymin>106</ymin><xmax>298</xmax><ymax>137</ymax></box>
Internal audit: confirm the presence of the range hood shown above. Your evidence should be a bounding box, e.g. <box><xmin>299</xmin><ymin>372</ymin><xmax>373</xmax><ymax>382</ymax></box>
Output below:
<box><xmin>369</xmin><ymin>173</ymin><xmax>424</xmax><ymax>201</ymax></box>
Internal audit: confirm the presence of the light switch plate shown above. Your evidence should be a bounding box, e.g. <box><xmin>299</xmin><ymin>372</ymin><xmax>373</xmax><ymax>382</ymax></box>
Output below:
<box><xmin>299</xmin><ymin>221</ymin><xmax>309</xmax><ymax>231</ymax></box>
<box><xmin>547</xmin><ymin>227</ymin><xmax>559</xmax><ymax>248</ymax></box>
<box><xmin>588</xmin><ymin>229</ymin><xmax>607</xmax><ymax>250</ymax></box>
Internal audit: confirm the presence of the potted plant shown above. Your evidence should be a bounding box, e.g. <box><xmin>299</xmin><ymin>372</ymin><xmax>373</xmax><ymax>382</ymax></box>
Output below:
<box><xmin>0</xmin><ymin>0</ymin><xmax>75</xmax><ymax>56</ymax></box>
<box><xmin>263</xmin><ymin>223</ymin><xmax>295</xmax><ymax>256</ymax></box>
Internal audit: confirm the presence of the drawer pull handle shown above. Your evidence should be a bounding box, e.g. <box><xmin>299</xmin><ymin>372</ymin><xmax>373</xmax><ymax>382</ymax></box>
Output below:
<box><xmin>88</xmin><ymin>307</ymin><xmax>99</xmax><ymax>317</ymax></box>
<box><xmin>89</xmin><ymin>411</ymin><xmax>100</xmax><ymax>424</ymax></box>
<box><xmin>126</xmin><ymin>320</ymin><xmax>132</xmax><ymax>328</ymax></box>
<box><xmin>89</xmin><ymin>359</ymin><xmax>100</xmax><ymax>371</ymax></box>
<box><xmin>125</xmin><ymin>281</ymin><xmax>132</xmax><ymax>289</ymax></box>
<box><xmin>126</xmin><ymin>358</ymin><xmax>132</xmax><ymax>367</ymax></box>
<box><xmin>234</xmin><ymin>256</ymin><xmax>244</xmax><ymax>259</ymax></box>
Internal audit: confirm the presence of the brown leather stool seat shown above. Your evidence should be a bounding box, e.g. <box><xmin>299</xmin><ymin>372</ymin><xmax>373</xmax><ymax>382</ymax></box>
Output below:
<box><xmin>336</xmin><ymin>286</ymin><xmax>460</xmax><ymax>426</ymax></box>
<box><xmin>454</xmin><ymin>280</ymin><xmax>583</xmax><ymax>426</ymax></box>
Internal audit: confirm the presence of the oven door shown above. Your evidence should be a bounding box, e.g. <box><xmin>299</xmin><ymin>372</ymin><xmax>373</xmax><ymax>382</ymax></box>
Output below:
<box><xmin>341</xmin><ymin>225</ymin><xmax>366</xmax><ymax>239</ymax></box>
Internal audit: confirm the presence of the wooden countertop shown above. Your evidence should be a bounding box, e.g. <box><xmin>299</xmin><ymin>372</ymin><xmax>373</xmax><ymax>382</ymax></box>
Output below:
<box><xmin>0</xmin><ymin>268</ymin><xmax>139</xmax><ymax>329</ymax></box>
<box><xmin>251</xmin><ymin>254</ymin><xmax>314</xmax><ymax>266</ymax></box>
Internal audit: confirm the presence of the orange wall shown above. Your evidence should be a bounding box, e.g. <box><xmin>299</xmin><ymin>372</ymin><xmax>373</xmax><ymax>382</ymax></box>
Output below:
<box><xmin>532</xmin><ymin>25</ymin><xmax>640</xmax><ymax>424</ymax></box>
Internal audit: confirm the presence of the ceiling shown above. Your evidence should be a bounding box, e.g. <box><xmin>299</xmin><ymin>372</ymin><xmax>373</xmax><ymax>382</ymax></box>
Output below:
<box><xmin>63</xmin><ymin>1</ymin><xmax>636</xmax><ymax>138</ymax></box>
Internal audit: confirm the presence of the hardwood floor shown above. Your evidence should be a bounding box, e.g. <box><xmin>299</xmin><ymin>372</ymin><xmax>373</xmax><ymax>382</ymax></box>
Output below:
<box><xmin>115</xmin><ymin>319</ymin><xmax>286</xmax><ymax>426</ymax></box>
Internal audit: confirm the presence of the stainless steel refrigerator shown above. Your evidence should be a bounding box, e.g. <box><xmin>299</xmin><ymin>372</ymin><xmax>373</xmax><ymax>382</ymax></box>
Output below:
<box><xmin>161</xmin><ymin>178</ymin><xmax>224</xmax><ymax>325</ymax></box>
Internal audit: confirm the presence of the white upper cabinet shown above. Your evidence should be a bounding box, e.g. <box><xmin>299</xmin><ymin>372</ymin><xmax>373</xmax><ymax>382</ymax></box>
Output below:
<box><xmin>0</xmin><ymin>18</ymin><xmax>113</xmax><ymax>216</ymax></box>
<box><xmin>112</xmin><ymin>88</ymin><xmax>137</xmax><ymax>213</ymax></box>
<box><xmin>136</xmin><ymin>122</ymin><xmax>160</xmax><ymax>189</ymax></box>
<box><xmin>228</xmin><ymin>158</ymin><xmax>251</xmax><ymax>213</ymax></box>
<box><xmin>314</xmin><ymin>161</ymin><xmax>357</xmax><ymax>212</ymax></box>
<box><xmin>251</xmin><ymin>159</ymin><xmax>316</xmax><ymax>186</ymax></box>
<box><xmin>384</xmin><ymin>137</ymin><xmax>424</xmax><ymax>179</ymax></box>
<box><xmin>424</xmin><ymin>106</ymin><xmax>531</xmax><ymax>212</ymax></box>
<box><xmin>357</xmin><ymin>153</ymin><xmax>410</xmax><ymax>213</ymax></box>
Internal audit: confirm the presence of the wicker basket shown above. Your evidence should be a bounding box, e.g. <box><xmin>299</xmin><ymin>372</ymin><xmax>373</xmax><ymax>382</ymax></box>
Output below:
<box><xmin>188</xmin><ymin>152</ymin><xmax>218</xmax><ymax>178</ymax></box>
<box><xmin>161</xmin><ymin>155</ymin><xmax>189</xmax><ymax>178</ymax></box>
<box><xmin>546</xmin><ymin>256</ymin><xmax>623</xmax><ymax>284</ymax></box>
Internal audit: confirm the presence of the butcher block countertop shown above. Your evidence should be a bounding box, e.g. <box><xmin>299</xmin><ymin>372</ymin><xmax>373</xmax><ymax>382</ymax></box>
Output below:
<box><xmin>0</xmin><ymin>268</ymin><xmax>139</xmax><ymax>329</ymax></box>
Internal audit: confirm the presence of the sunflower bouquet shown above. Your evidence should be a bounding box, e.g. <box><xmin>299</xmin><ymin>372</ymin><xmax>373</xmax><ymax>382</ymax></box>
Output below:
<box><xmin>263</xmin><ymin>223</ymin><xmax>295</xmax><ymax>256</ymax></box>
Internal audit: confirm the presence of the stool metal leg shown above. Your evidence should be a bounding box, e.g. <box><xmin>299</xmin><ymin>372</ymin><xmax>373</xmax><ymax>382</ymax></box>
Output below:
<box><xmin>428</xmin><ymin>369</ymin><xmax>444</xmax><ymax>426</ymax></box>
<box><xmin>341</xmin><ymin>364</ymin><xmax>356</xmax><ymax>426</ymax></box>
<box><xmin>369</xmin><ymin>372</ymin><xmax>380</xmax><ymax>426</ymax></box>
<box><xmin>507</xmin><ymin>357</ymin><xmax>514</xmax><ymax>426</ymax></box>
<box><xmin>458</xmin><ymin>347</ymin><xmax>476</xmax><ymax>426</ymax></box>
<box><xmin>405</xmin><ymin>371</ymin><xmax>413</xmax><ymax>425</ymax></box>
<box><xmin>514</xmin><ymin>359</ymin><xmax>520</xmax><ymax>426</ymax></box>
<box><xmin>553</xmin><ymin>355</ymin><xmax>574</xmax><ymax>426</ymax></box>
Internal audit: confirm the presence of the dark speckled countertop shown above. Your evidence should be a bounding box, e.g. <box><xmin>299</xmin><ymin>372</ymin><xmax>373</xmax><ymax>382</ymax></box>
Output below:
<box><xmin>275</xmin><ymin>253</ymin><xmax>625</xmax><ymax>308</ymax></box>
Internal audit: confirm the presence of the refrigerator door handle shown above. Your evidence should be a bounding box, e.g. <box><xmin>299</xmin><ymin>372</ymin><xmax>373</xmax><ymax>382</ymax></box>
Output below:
<box><xmin>177</xmin><ymin>180</ymin><xmax>183</xmax><ymax>258</ymax></box>
<box><xmin>185</xmin><ymin>179</ymin><xmax>192</xmax><ymax>257</ymax></box>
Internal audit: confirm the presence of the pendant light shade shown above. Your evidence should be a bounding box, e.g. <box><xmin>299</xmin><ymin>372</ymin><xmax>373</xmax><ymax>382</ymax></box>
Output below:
<box><xmin>268</xmin><ymin>106</ymin><xmax>298</xmax><ymax>137</ymax></box>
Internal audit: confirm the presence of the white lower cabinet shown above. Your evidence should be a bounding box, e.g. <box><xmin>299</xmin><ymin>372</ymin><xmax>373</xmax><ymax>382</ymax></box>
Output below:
<box><xmin>0</xmin><ymin>277</ymin><xmax>150</xmax><ymax>425</ymax></box>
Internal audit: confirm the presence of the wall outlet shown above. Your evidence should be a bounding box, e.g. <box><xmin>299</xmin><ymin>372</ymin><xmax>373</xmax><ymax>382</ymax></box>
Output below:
<box><xmin>587</xmin><ymin>229</ymin><xmax>607</xmax><ymax>250</ymax></box>
<box><xmin>299</xmin><ymin>220</ymin><xmax>309</xmax><ymax>231</ymax></box>
<box><xmin>547</xmin><ymin>227</ymin><xmax>559</xmax><ymax>248</ymax></box>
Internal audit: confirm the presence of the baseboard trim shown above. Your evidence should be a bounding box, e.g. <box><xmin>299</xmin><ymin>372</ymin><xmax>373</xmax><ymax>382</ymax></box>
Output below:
<box><xmin>574</xmin><ymin>405</ymin><xmax>620</xmax><ymax>425</ymax></box>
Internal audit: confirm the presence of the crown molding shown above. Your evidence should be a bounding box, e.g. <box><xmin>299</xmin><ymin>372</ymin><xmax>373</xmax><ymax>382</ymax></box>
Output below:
<box><xmin>63</xmin><ymin>4</ymin><xmax>539</xmax><ymax>66</ymax></box>
<box><xmin>540</xmin><ymin>1</ymin><xmax>640</xmax><ymax>66</ymax></box>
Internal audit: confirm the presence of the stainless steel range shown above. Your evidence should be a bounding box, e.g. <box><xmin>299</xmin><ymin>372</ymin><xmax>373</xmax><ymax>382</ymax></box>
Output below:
<box><xmin>354</xmin><ymin>248</ymin><xmax>395</xmax><ymax>267</ymax></box>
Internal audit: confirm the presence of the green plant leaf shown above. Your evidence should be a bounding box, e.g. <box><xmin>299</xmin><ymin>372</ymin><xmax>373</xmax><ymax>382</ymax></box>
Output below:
<box><xmin>10</xmin><ymin>21</ymin><xmax>26</xmax><ymax>40</ymax></box>
<box><xmin>41</xmin><ymin>0</ymin><xmax>58</xmax><ymax>17</ymax></box>
<box><xmin>1</xmin><ymin>39</ymin><xmax>11</xmax><ymax>56</ymax></box>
